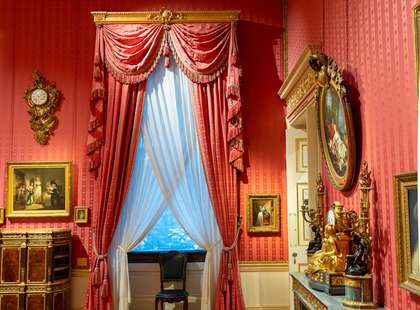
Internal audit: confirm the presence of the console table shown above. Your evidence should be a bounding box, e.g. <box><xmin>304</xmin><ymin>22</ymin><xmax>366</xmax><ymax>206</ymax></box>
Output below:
<box><xmin>291</xmin><ymin>272</ymin><xmax>384</xmax><ymax>310</ymax></box>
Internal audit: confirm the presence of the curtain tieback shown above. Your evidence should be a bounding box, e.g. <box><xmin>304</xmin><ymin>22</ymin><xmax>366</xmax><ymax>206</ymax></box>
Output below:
<box><xmin>222</xmin><ymin>217</ymin><xmax>242</xmax><ymax>292</ymax></box>
<box><xmin>92</xmin><ymin>233</ymin><xmax>110</xmax><ymax>299</ymax></box>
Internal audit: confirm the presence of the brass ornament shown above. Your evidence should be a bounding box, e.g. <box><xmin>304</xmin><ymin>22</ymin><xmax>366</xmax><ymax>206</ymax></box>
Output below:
<box><xmin>24</xmin><ymin>72</ymin><xmax>61</xmax><ymax>145</ymax></box>
<box><xmin>147</xmin><ymin>8</ymin><xmax>184</xmax><ymax>24</ymax></box>
<box><xmin>292</xmin><ymin>277</ymin><xmax>327</xmax><ymax>310</ymax></box>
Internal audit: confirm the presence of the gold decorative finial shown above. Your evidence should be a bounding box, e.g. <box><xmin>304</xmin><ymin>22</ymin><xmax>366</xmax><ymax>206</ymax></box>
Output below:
<box><xmin>359</xmin><ymin>161</ymin><xmax>372</xmax><ymax>189</ymax></box>
<box><xmin>147</xmin><ymin>8</ymin><xmax>184</xmax><ymax>24</ymax></box>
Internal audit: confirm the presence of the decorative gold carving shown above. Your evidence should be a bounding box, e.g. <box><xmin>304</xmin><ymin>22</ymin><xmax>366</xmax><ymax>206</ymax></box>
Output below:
<box><xmin>292</xmin><ymin>277</ymin><xmax>327</xmax><ymax>310</ymax></box>
<box><xmin>24</xmin><ymin>72</ymin><xmax>61</xmax><ymax>145</ymax></box>
<box><xmin>147</xmin><ymin>8</ymin><xmax>183</xmax><ymax>24</ymax></box>
<box><xmin>358</xmin><ymin>161</ymin><xmax>372</xmax><ymax>256</ymax></box>
<box><xmin>287</xmin><ymin>71</ymin><xmax>315</xmax><ymax>114</ymax></box>
<box><xmin>92</xmin><ymin>10</ymin><xmax>240</xmax><ymax>24</ymax></box>
<box><xmin>342</xmin><ymin>299</ymin><xmax>376</xmax><ymax>309</ymax></box>
<box><xmin>278</xmin><ymin>45</ymin><xmax>320</xmax><ymax>125</ymax></box>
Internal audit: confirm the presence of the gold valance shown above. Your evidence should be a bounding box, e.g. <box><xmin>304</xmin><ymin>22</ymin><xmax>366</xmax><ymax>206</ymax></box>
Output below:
<box><xmin>92</xmin><ymin>9</ymin><xmax>240</xmax><ymax>24</ymax></box>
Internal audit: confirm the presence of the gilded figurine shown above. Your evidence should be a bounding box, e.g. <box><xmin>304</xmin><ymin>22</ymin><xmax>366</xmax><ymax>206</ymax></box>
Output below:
<box><xmin>307</xmin><ymin>224</ymin><xmax>346</xmax><ymax>274</ymax></box>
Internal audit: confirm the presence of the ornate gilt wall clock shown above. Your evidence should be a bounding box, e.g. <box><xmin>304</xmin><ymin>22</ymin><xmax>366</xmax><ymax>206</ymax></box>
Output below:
<box><xmin>24</xmin><ymin>72</ymin><xmax>61</xmax><ymax>144</ymax></box>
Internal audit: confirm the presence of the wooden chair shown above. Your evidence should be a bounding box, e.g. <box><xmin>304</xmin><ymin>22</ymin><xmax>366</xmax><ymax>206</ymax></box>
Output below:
<box><xmin>155</xmin><ymin>251</ymin><xmax>188</xmax><ymax>310</ymax></box>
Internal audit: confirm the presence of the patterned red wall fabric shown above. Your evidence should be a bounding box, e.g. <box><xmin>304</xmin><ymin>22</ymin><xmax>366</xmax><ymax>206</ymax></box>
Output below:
<box><xmin>0</xmin><ymin>0</ymin><xmax>287</xmax><ymax>265</ymax></box>
<box><xmin>288</xmin><ymin>0</ymin><xmax>419</xmax><ymax>308</ymax></box>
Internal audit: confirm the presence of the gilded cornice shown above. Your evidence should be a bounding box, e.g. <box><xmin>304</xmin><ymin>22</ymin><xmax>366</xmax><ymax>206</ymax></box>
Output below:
<box><xmin>92</xmin><ymin>9</ymin><xmax>240</xmax><ymax>24</ymax></box>
<box><xmin>277</xmin><ymin>45</ymin><xmax>320</xmax><ymax>125</ymax></box>
<box><xmin>286</xmin><ymin>71</ymin><xmax>315</xmax><ymax>115</ymax></box>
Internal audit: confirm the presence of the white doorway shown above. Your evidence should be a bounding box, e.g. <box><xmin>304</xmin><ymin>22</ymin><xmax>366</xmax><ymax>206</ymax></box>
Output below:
<box><xmin>286</xmin><ymin>104</ymin><xmax>321</xmax><ymax>309</ymax></box>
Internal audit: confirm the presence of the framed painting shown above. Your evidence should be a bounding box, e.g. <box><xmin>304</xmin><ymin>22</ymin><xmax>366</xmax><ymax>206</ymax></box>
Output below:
<box><xmin>6</xmin><ymin>161</ymin><xmax>71</xmax><ymax>217</ymax></box>
<box><xmin>296</xmin><ymin>138</ymin><xmax>308</xmax><ymax>173</ymax></box>
<box><xmin>309</xmin><ymin>51</ymin><xmax>356</xmax><ymax>190</ymax></box>
<box><xmin>395</xmin><ymin>172</ymin><xmax>420</xmax><ymax>295</ymax></box>
<box><xmin>247</xmin><ymin>194</ymin><xmax>280</xmax><ymax>233</ymax></box>
<box><xmin>413</xmin><ymin>2</ymin><xmax>420</xmax><ymax>99</ymax></box>
<box><xmin>74</xmin><ymin>206</ymin><xmax>89</xmax><ymax>224</ymax></box>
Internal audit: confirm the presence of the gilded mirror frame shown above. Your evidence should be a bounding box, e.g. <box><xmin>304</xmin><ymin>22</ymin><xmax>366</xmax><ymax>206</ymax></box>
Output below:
<box><xmin>394</xmin><ymin>172</ymin><xmax>420</xmax><ymax>295</ymax></box>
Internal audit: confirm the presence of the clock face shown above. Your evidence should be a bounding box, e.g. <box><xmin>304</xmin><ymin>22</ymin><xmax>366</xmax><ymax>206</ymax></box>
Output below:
<box><xmin>31</xmin><ymin>88</ymin><xmax>48</xmax><ymax>106</ymax></box>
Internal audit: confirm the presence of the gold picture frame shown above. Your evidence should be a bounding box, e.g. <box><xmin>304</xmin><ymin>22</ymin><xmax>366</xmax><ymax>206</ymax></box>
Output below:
<box><xmin>394</xmin><ymin>172</ymin><xmax>419</xmax><ymax>295</ymax></box>
<box><xmin>310</xmin><ymin>52</ymin><xmax>356</xmax><ymax>190</ymax></box>
<box><xmin>247</xmin><ymin>194</ymin><xmax>280</xmax><ymax>233</ymax></box>
<box><xmin>7</xmin><ymin>161</ymin><xmax>71</xmax><ymax>217</ymax></box>
<box><xmin>74</xmin><ymin>207</ymin><xmax>89</xmax><ymax>224</ymax></box>
<box><xmin>413</xmin><ymin>2</ymin><xmax>420</xmax><ymax>98</ymax></box>
<box><xmin>0</xmin><ymin>209</ymin><xmax>4</xmax><ymax>225</ymax></box>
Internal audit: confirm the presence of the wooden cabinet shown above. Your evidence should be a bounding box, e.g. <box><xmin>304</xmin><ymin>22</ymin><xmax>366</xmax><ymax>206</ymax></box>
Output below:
<box><xmin>0</xmin><ymin>229</ymin><xmax>71</xmax><ymax>310</ymax></box>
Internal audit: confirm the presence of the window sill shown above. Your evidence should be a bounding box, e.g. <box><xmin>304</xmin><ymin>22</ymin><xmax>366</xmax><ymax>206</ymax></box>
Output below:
<box><xmin>128</xmin><ymin>250</ymin><xmax>206</xmax><ymax>263</ymax></box>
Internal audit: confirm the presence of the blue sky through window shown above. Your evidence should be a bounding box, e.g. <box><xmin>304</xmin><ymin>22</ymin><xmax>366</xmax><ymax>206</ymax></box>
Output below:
<box><xmin>132</xmin><ymin>206</ymin><xmax>202</xmax><ymax>252</ymax></box>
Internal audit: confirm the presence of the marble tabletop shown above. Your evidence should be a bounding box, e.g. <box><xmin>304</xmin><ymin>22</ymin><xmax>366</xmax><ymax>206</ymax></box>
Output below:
<box><xmin>291</xmin><ymin>272</ymin><xmax>385</xmax><ymax>310</ymax></box>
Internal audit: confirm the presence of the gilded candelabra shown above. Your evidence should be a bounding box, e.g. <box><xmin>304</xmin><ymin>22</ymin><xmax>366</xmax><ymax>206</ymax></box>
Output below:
<box><xmin>358</xmin><ymin>161</ymin><xmax>372</xmax><ymax>271</ymax></box>
<box><xmin>342</xmin><ymin>161</ymin><xmax>376</xmax><ymax>308</ymax></box>
<box><xmin>301</xmin><ymin>174</ymin><xmax>325</xmax><ymax>256</ymax></box>
<box><xmin>301</xmin><ymin>174</ymin><xmax>325</xmax><ymax>231</ymax></box>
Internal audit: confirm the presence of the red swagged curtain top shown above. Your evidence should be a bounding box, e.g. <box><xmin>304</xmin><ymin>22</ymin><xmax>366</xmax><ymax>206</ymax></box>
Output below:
<box><xmin>87</xmin><ymin>20</ymin><xmax>244</xmax><ymax>310</ymax></box>
<box><xmin>88</xmin><ymin>22</ymin><xmax>243</xmax><ymax>172</ymax></box>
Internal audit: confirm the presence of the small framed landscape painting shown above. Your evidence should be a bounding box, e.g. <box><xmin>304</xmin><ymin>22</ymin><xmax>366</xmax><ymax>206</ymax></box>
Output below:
<box><xmin>7</xmin><ymin>161</ymin><xmax>71</xmax><ymax>217</ymax></box>
<box><xmin>247</xmin><ymin>194</ymin><xmax>280</xmax><ymax>233</ymax></box>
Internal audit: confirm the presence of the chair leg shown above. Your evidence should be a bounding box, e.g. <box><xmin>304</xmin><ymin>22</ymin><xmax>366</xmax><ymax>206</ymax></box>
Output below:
<box><xmin>160</xmin><ymin>300</ymin><xmax>164</xmax><ymax>310</ymax></box>
<box><xmin>184</xmin><ymin>297</ymin><xmax>188</xmax><ymax>310</ymax></box>
<box><xmin>155</xmin><ymin>298</ymin><xmax>158</xmax><ymax>310</ymax></box>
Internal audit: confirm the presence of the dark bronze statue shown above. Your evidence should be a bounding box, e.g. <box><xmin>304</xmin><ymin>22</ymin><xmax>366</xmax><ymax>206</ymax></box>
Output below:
<box><xmin>307</xmin><ymin>225</ymin><xmax>322</xmax><ymax>255</ymax></box>
<box><xmin>345</xmin><ymin>232</ymin><xmax>368</xmax><ymax>276</ymax></box>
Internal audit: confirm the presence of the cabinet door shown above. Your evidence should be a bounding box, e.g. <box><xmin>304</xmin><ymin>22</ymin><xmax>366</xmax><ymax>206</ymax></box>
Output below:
<box><xmin>26</xmin><ymin>294</ymin><xmax>45</xmax><ymax>310</ymax></box>
<box><xmin>1</xmin><ymin>247</ymin><xmax>22</xmax><ymax>283</ymax></box>
<box><xmin>0</xmin><ymin>294</ymin><xmax>21</xmax><ymax>310</ymax></box>
<box><xmin>27</xmin><ymin>247</ymin><xmax>47</xmax><ymax>283</ymax></box>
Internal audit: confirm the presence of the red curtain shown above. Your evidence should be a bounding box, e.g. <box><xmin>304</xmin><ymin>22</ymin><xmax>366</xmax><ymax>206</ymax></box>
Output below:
<box><xmin>191</xmin><ymin>73</ymin><xmax>244</xmax><ymax>309</ymax></box>
<box><xmin>86</xmin><ymin>21</ymin><xmax>244</xmax><ymax>310</ymax></box>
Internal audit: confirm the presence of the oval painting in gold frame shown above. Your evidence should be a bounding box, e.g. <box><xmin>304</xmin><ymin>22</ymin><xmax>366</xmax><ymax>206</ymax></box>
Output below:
<box><xmin>318</xmin><ymin>78</ymin><xmax>356</xmax><ymax>190</ymax></box>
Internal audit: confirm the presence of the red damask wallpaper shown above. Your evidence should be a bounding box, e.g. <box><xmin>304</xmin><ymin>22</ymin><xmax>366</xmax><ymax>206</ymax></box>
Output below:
<box><xmin>288</xmin><ymin>0</ymin><xmax>419</xmax><ymax>308</ymax></box>
<box><xmin>0</xmin><ymin>0</ymin><xmax>287</xmax><ymax>266</ymax></box>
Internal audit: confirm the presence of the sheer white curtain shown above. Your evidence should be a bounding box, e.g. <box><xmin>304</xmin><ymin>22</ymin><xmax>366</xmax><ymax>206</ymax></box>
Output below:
<box><xmin>109</xmin><ymin>137</ymin><xmax>166</xmax><ymax>310</ymax></box>
<box><xmin>110</xmin><ymin>57</ymin><xmax>222</xmax><ymax>310</ymax></box>
<box><xmin>142</xmin><ymin>57</ymin><xmax>222</xmax><ymax>310</ymax></box>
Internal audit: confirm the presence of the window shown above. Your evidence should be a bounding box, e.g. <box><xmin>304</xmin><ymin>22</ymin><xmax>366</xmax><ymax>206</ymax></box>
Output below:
<box><xmin>132</xmin><ymin>207</ymin><xmax>202</xmax><ymax>252</ymax></box>
<box><xmin>128</xmin><ymin>207</ymin><xmax>206</xmax><ymax>263</ymax></box>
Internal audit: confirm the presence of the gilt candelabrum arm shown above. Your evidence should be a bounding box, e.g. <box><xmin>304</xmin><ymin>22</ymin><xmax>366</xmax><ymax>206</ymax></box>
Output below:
<box><xmin>300</xmin><ymin>205</ymin><xmax>315</xmax><ymax>224</ymax></box>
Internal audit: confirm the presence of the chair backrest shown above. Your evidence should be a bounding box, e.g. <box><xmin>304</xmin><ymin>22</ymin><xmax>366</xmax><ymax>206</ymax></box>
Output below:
<box><xmin>159</xmin><ymin>251</ymin><xmax>188</xmax><ymax>291</ymax></box>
